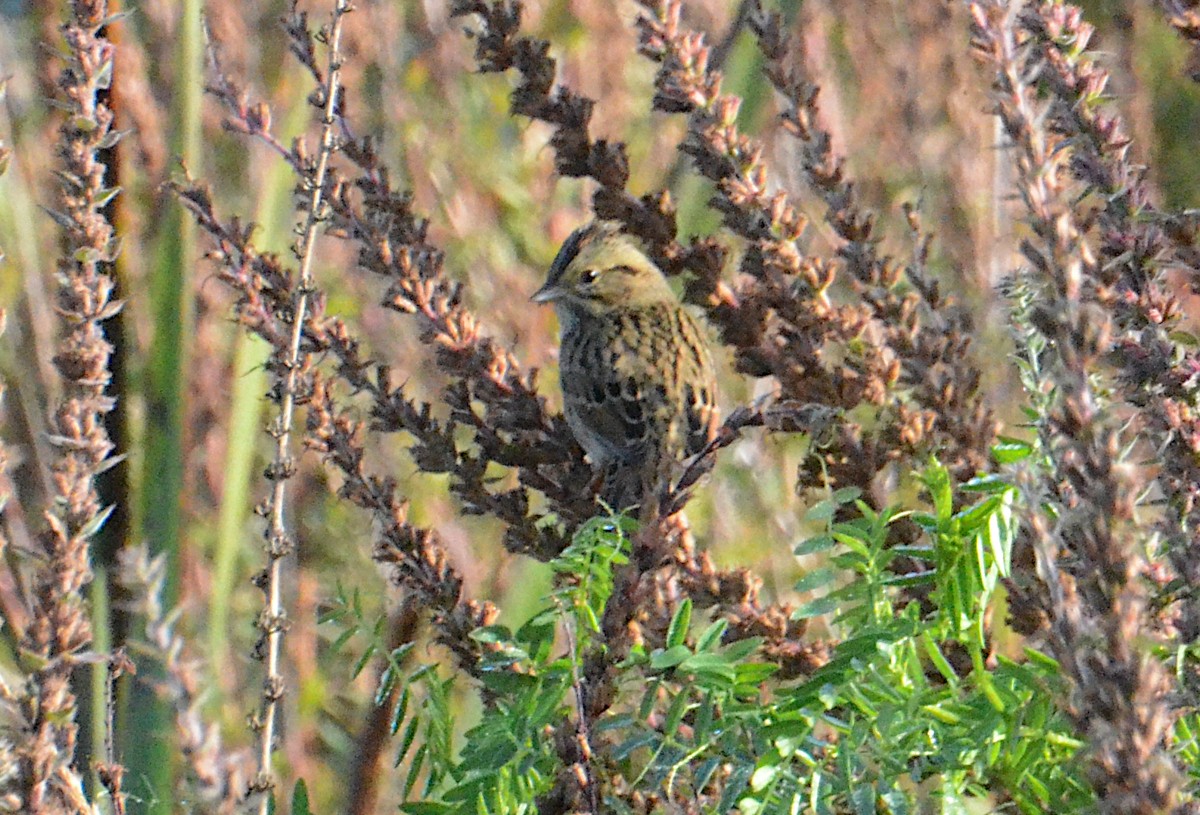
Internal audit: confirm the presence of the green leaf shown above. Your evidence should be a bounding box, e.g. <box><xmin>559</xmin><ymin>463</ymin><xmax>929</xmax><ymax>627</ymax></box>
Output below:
<box><xmin>97</xmin><ymin>9</ymin><xmax>133</xmax><ymax>27</ymax></box>
<box><xmin>910</xmin><ymin>512</ymin><xmax>938</xmax><ymax>531</ymax></box>
<box><xmin>650</xmin><ymin>645</ymin><xmax>692</xmax><ymax>670</ymax></box>
<box><xmin>793</xmin><ymin>595</ymin><xmax>839</xmax><ymax>620</ymax></box>
<box><xmin>921</xmin><ymin>632</ymin><xmax>959</xmax><ymax>685</ymax></box>
<box><xmin>735</xmin><ymin>662</ymin><xmax>779</xmax><ymax>686</ymax></box>
<box><xmin>69</xmin><ymin>114</ymin><xmax>99</xmax><ymax>133</ymax></box>
<box><xmin>93</xmin><ymin>56</ymin><xmax>113</xmax><ymax>90</ymax></box>
<box><xmin>693</xmin><ymin>693</ymin><xmax>716</xmax><ymax>740</ymax></box>
<box><xmin>612</xmin><ymin>730</ymin><xmax>658</xmax><ymax>760</ymax></box>
<box><xmin>794</xmin><ymin>534</ymin><xmax>838</xmax><ymax>556</ymax></box>
<box><xmin>805</xmin><ymin>498</ymin><xmax>838</xmax><ymax>523</ymax></box>
<box><xmin>1169</xmin><ymin>330</ymin><xmax>1200</xmax><ymax>347</ymax></box>
<box><xmin>921</xmin><ymin>458</ymin><xmax>953</xmax><ymax>519</ymax></box>
<box><xmin>891</xmin><ymin>544</ymin><xmax>934</xmax><ymax>559</ymax></box>
<box><xmin>93</xmin><ymin>185</ymin><xmax>122</xmax><ymax>209</ymax></box>
<box><xmin>404</xmin><ymin>743</ymin><xmax>427</xmax><ymax>798</ymax></box>
<box><xmin>830</xmin><ymin>530</ymin><xmax>871</xmax><ymax>558</ymax></box>
<box><xmin>97</xmin><ymin>127</ymin><xmax>128</xmax><ymax>151</ymax></box>
<box><xmin>983</xmin><ymin>502</ymin><xmax>1014</xmax><ymax>578</ymax></box>
<box><xmin>78</xmin><ymin>504</ymin><xmax>117</xmax><ymax>540</ymax></box>
<box><xmin>794</xmin><ymin>566</ymin><xmax>838</xmax><ymax>593</ymax></box>
<box><xmin>680</xmin><ymin>651</ymin><xmax>736</xmax><ymax>683</ymax></box>
<box><xmin>476</xmin><ymin>669</ymin><xmax>538</xmax><ymax>695</ymax></box>
<box><xmin>696</xmin><ymin>618</ymin><xmax>729</xmax><ymax>652</ymax></box>
<box><xmin>694</xmin><ymin>757</ymin><xmax>721</xmax><ymax>795</ymax></box>
<box><xmin>326</xmin><ymin>624</ymin><xmax>356</xmax><ymax>654</ymax></box>
<box><xmin>662</xmin><ymin>685</ymin><xmax>692</xmax><ymax>733</ymax></box>
<box><xmin>637</xmin><ymin>680</ymin><xmax>660</xmax><ymax>720</ymax></box>
<box><xmin>750</xmin><ymin>764</ymin><xmax>778</xmax><ymax>791</ymax></box>
<box><xmin>376</xmin><ymin>665</ymin><xmax>397</xmax><ymax>706</ymax></box>
<box><xmin>351</xmin><ymin>643</ymin><xmax>378</xmax><ymax>680</ymax></box>
<box><xmin>390</xmin><ymin>687</ymin><xmax>410</xmax><ymax>737</ymax></box>
<box><xmin>991</xmin><ymin>437</ymin><xmax>1033</xmax><ymax>463</ymax></box>
<box><xmin>579</xmin><ymin>603</ymin><xmax>601</xmax><ymax>634</ymax></box>
<box><xmin>291</xmin><ymin>780</ymin><xmax>312</xmax><ymax>815</ymax></box>
<box><xmin>1024</xmin><ymin>647</ymin><xmax>1060</xmax><ymax>671</ymax></box>
<box><xmin>399</xmin><ymin>804</ymin><xmax>453</xmax><ymax>815</ymax></box>
<box><xmin>470</xmin><ymin>625</ymin><xmax>514</xmax><ymax>645</ymax></box>
<box><xmin>516</xmin><ymin>610</ymin><xmax>557</xmax><ymax>645</ymax></box>
<box><xmin>960</xmin><ymin>473</ymin><xmax>1012</xmax><ymax>493</ymax></box>
<box><xmin>667</xmin><ymin>598</ymin><xmax>693</xmax><ymax>649</ymax></box>
<box><xmin>953</xmin><ymin>494</ymin><xmax>1002</xmax><ymax>532</ymax></box>
<box><xmin>851</xmin><ymin>781</ymin><xmax>874</xmax><ymax>815</ymax></box>
<box><xmin>832</xmin><ymin>487</ymin><xmax>863</xmax><ymax>504</ymax></box>
<box><xmin>879</xmin><ymin>786</ymin><xmax>910</xmax><ymax>815</ymax></box>
<box><xmin>595</xmin><ymin>715</ymin><xmax>634</xmax><ymax>740</ymax></box>
<box><xmin>721</xmin><ymin>637</ymin><xmax>763</xmax><ymax>663</ymax></box>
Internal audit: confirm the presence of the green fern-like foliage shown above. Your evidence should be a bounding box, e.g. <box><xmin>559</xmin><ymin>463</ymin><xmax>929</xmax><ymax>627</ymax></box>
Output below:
<box><xmin>344</xmin><ymin>458</ymin><xmax>1095</xmax><ymax>814</ymax></box>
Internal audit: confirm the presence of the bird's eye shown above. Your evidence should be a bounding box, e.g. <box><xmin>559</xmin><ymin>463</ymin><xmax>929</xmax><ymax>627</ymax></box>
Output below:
<box><xmin>581</xmin><ymin>269</ymin><xmax>600</xmax><ymax>285</ymax></box>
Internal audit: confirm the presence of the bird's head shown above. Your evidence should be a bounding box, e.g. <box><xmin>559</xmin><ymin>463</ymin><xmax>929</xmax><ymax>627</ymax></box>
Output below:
<box><xmin>532</xmin><ymin>221</ymin><xmax>676</xmax><ymax>317</ymax></box>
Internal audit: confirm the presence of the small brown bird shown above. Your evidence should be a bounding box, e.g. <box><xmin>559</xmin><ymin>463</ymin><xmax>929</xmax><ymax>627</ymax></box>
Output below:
<box><xmin>532</xmin><ymin>221</ymin><xmax>718</xmax><ymax>510</ymax></box>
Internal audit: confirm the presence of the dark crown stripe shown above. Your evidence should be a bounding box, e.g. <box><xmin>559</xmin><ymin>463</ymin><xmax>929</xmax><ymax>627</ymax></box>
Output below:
<box><xmin>548</xmin><ymin>224</ymin><xmax>594</xmax><ymax>284</ymax></box>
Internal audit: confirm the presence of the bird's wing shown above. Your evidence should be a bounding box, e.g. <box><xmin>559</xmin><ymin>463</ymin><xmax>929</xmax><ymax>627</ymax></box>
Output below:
<box><xmin>561</xmin><ymin>323</ymin><xmax>653</xmax><ymax>465</ymax></box>
<box><xmin>562</xmin><ymin>306</ymin><xmax>718</xmax><ymax>466</ymax></box>
<box><xmin>671</xmin><ymin>308</ymin><xmax>719</xmax><ymax>457</ymax></box>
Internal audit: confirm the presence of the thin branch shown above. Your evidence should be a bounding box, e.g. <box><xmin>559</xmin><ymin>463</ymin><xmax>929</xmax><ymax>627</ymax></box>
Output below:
<box><xmin>249</xmin><ymin>0</ymin><xmax>351</xmax><ymax>808</ymax></box>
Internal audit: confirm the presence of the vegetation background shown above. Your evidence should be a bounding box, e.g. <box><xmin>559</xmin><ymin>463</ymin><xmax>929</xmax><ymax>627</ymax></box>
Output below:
<box><xmin>0</xmin><ymin>0</ymin><xmax>1199</xmax><ymax>812</ymax></box>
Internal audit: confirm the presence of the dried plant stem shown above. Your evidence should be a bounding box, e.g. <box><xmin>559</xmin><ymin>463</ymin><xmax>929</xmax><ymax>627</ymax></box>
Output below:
<box><xmin>95</xmin><ymin>649</ymin><xmax>131</xmax><ymax>815</ymax></box>
<box><xmin>15</xmin><ymin>1</ymin><xmax>123</xmax><ymax>812</ymax></box>
<box><xmin>1017</xmin><ymin>0</ymin><xmax>1200</xmax><ymax>647</ymax></box>
<box><xmin>972</xmin><ymin>2</ymin><xmax>1180</xmax><ymax>810</ymax></box>
<box><xmin>345</xmin><ymin>600</ymin><xmax>421</xmax><ymax>815</ymax></box>
<box><xmin>174</xmin><ymin>110</ymin><xmax>501</xmax><ymax>698</ymax></box>
<box><xmin>117</xmin><ymin>547</ymin><xmax>250</xmax><ymax>813</ymax></box>
<box><xmin>636</xmin><ymin>0</ymin><xmax>995</xmax><ymax>490</ymax></box>
<box><xmin>251</xmin><ymin>1</ymin><xmax>349</xmax><ymax>807</ymax></box>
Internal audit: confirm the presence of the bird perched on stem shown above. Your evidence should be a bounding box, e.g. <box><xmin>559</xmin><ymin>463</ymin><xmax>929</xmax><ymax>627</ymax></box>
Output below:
<box><xmin>533</xmin><ymin>221</ymin><xmax>718</xmax><ymax>512</ymax></box>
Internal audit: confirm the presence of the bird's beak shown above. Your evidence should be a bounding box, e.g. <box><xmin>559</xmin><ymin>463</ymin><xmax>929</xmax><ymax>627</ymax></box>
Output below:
<box><xmin>531</xmin><ymin>281</ymin><xmax>562</xmax><ymax>303</ymax></box>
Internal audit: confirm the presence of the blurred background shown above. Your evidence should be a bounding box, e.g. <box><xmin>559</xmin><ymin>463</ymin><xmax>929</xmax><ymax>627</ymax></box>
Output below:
<box><xmin>0</xmin><ymin>0</ymin><xmax>1198</xmax><ymax>811</ymax></box>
